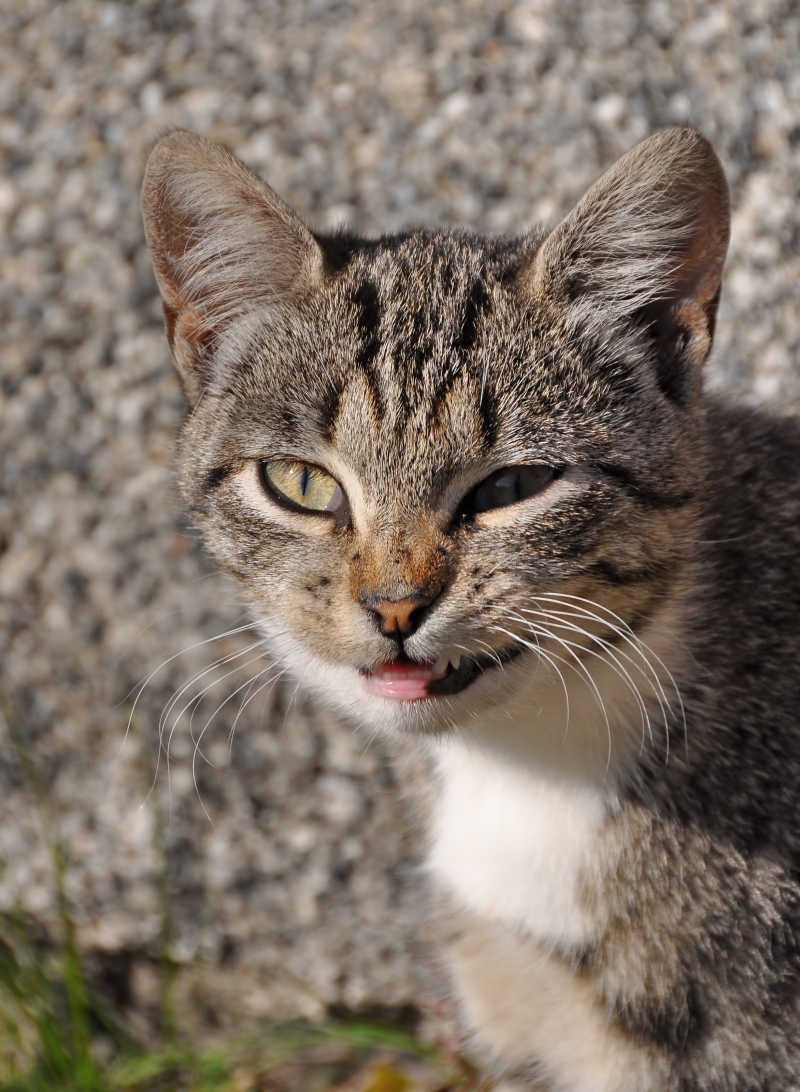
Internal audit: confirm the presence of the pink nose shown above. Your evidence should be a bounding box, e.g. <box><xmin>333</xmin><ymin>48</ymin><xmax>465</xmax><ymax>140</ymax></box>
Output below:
<box><xmin>361</xmin><ymin>587</ymin><xmax>442</xmax><ymax>637</ymax></box>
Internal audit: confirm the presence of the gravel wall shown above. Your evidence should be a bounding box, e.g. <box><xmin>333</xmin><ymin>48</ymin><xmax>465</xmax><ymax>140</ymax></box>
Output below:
<box><xmin>1</xmin><ymin>0</ymin><xmax>798</xmax><ymax>1045</ymax></box>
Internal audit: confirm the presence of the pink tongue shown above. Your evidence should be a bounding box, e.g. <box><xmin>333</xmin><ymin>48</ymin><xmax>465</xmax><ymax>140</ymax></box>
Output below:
<box><xmin>364</xmin><ymin>659</ymin><xmax>446</xmax><ymax>702</ymax></box>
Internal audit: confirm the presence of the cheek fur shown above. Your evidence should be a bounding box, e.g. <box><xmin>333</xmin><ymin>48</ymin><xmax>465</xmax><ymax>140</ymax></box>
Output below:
<box><xmin>257</xmin><ymin>569</ymin><xmax>383</xmax><ymax>666</ymax></box>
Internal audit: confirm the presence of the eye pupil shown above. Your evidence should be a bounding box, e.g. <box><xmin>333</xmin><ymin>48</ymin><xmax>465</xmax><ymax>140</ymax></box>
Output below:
<box><xmin>299</xmin><ymin>466</ymin><xmax>310</xmax><ymax>495</ymax></box>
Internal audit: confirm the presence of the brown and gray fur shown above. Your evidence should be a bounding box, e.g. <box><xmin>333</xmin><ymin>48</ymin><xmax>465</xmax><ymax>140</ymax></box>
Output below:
<box><xmin>142</xmin><ymin>128</ymin><xmax>800</xmax><ymax>1090</ymax></box>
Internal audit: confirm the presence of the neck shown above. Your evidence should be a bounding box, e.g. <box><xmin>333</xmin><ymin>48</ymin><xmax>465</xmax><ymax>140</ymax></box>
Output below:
<box><xmin>424</xmin><ymin>592</ymin><xmax>688</xmax><ymax>943</ymax></box>
<box><xmin>439</xmin><ymin>581</ymin><xmax>690</xmax><ymax>784</ymax></box>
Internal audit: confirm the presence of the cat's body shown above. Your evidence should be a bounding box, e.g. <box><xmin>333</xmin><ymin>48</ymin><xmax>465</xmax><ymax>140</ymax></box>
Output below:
<box><xmin>142</xmin><ymin>128</ymin><xmax>800</xmax><ymax>1090</ymax></box>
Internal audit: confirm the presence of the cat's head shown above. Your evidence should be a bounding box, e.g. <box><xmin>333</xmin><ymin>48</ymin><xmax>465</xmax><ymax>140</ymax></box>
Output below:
<box><xmin>142</xmin><ymin>128</ymin><xmax>728</xmax><ymax>750</ymax></box>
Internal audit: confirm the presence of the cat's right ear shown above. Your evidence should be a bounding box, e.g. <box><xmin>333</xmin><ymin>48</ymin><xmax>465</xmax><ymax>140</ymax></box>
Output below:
<box><xmin>526</xmin><ymin>128</ymin><xmax>730</xmax><ymax>404</ymax></box>
<box><xmin>141</xmin><ymin>130</ymin><xmax>323</xmax><ymax>403</ymax></box>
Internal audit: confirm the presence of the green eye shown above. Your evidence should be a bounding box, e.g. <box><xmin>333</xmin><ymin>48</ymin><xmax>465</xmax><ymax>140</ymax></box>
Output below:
<box><xmin>260</xmin><ymin>458</ymin><xmax>346</xmax><ymax>516</ymax></box>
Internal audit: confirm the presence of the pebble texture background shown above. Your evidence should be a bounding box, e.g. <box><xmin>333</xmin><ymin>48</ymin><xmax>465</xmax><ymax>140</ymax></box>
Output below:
<box><xmin>1</xmin><ymin>0</ymin><xmax>798</xmax><ymax>1046</ymax></box>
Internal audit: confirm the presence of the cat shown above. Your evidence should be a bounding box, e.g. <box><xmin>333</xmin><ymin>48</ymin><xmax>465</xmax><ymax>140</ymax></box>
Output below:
<box><xmin>142</xmin><ymin>127</ymin><xmax>800</xmax><ymax>1091</ymax></box>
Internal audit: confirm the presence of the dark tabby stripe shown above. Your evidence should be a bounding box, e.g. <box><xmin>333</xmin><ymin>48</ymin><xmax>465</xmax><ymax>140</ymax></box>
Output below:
<box><xmin>477</xmin><ymin>380</ymin><xmax>499</xmax><ymax>448</ymax></box>
<box><xmin>317</xmin><ymin>378</ymin><xmax>343</xmax><ymax>442</ymax></box>
<box><xmin>596</xmin><ymin>462</ymin><xmax>695</xmax><ymax>511</ymax></box>
<box><xmin>457</xmin><ymin>278</ymin><xmax>490</xmax><ymax>354</ymax></box>
<box><xmin>203</xmin><ymin>464</ymin><xmax>236</xmax><ymax>492</ymax></box>
<box><xmin>426</xmin><ymin>364</ymin><xmax>464</xmax><ymax>433</ymax></box>
<box><xmin>589</xmin><ymin>558</ymin><xmax>667</xmax><ymax>586</ymax></box>
<box><xmin>613</xmin><ymin>980</ymin><xmax>708</xmax><ymax>1053</ymax></box>
<box><xmin>352</xmin><ymin>279</ymin><xmax>385</xmax><ymax>421</ymax></box>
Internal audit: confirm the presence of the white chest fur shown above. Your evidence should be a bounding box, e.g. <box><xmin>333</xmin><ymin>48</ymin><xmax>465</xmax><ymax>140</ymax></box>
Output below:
<box><xmin>427</xmin><ymin>739</ymin><xmax>611</xmax><ymax>948</ymax></box>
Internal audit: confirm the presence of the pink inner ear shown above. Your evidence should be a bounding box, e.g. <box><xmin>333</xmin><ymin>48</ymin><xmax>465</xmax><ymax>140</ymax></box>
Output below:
<box><xmin>672</xmin><ymin>299</ymin><xmax>713</xmax><ymax>370</ymax></box>
<box><xmin>671</xmin><ymin>216</ymin><xmax>728</xmax><ymax>309</ymax></box>
<box><xmin>161</xmin><ymin>299</ymin><xmax>215</xmax><ymax>366</ymax></box>
<box><xmin>173</xmin><ymin>306</ymin><xmax>213</xmax><ymax>351</ymax></box>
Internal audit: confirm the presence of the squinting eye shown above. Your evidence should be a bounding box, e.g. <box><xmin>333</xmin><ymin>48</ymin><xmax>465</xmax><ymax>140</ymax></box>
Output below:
<box><xmin>260</xmin><ymin>458</ymin><xmax>347</xmax><ymax>518</ymax></box>
<box><xmin>461</xmin><ymin>465</ymin><xmax>558</xmax><ymax>517</ymax></box>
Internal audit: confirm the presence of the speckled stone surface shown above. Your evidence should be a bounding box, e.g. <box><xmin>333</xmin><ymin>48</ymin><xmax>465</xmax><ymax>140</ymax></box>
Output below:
<box><xmin>1</xmin><ymin>0</ymin><xmax>798</xmax><ymax>1043</ymax></box>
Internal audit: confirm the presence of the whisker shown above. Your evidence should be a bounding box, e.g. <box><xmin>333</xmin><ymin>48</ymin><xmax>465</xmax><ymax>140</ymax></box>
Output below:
<box><xmin>228</xmin><ymin>671</ymin><xmax>268</xmax><ymax>747</ymax></box>
<box><xmin>517</xmin><ymin>607</ymin><xmax>657</xmax><ymax>750</ymax></box>
<box><xmin>516</xmin><ymin>631</ymin><xmax>573</xmax><ymax>737</ymax></box>
<box><xmin>530</xmin><ymin>644</ymin><xmax>574</xmax><ymax>737</ymax></box>
<box><xmin>189</xmin><ymin>656</ymin><xmax>278</xmax><ymax>768</ymax></box>
<box><xmin>189</xmin><ymin>661</ymin><xmax>284</xmax><ymax>820</ymax></box>
<box><xmin>125</xmin><ymin>619</ymin><xmax>262</xmax><ymax>737</ymax></box>
<box><xmin>487</xmin><ymin>625</ymin><xmax>573</xmax><ymax>745</ymax></box>
<box><xmin>159</xmin><ymin>638</ymin><xmax>270</xmax><ymax>743</ymax></box>
<box><xmin>486</xmin><ymin>624</ymin><xmax>574</xmax><ymax>736</ymax></box>
<box><xmin>227</xmin><ymin>666</ymin><xmax>289</xmax><ymax>752</ymax></box>
<box><xmin>179</xmin><ymin>648</ymin><xmax>274</xmax><ymax>768</ymax></box>
<box><xmin>285</xmin><ymin>682</ymin><xmax>303</xmax><ymax>727</ymax></box>
<box><xmin>534</xmin><ymin>594</ymin><xmax>674</xmax><ymax>711</ymax></box>
<box><xmin>157</xmin><ymin>639</ymin><xmax>271</xmax><ymax>779</ymax></box>
<box><xmin>495</xmin><ymin>620</ymin><xmax>614</xmax><ymax>768</ymax></box>
<box><xmin>457</xmin><ymin>638</ymin><xmax>503</xmax><ymax>671</ymax></box>
<box><xmin>534</xmin><ymin>591</ymin><xmax>686</xmax><ymax>759</ymax></box>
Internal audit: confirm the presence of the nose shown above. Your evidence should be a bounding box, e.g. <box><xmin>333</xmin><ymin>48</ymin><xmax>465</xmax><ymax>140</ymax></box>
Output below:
<box><xmin>360</xmin><ymin>587</ymin><xmax>442</xmax><ymax>638</ymax></box>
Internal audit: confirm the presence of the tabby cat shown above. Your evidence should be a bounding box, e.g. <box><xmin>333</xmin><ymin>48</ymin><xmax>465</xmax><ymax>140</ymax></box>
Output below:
<box><xmin>142</xmin><ymin>128</ymin><xmax>800</xmax><ymax>1091</ymax></box>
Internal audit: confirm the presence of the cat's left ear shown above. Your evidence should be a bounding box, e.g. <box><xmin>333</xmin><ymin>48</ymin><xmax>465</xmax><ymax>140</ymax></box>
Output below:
<box><xmin>527</xmin><ymin>128</ymin><xmax>730</xmax><ymax>402</ymax></box>
<box><xmin>141</xmin><ymin>130</ymin><xmax>324</xmax><ymax>403</ymax></box>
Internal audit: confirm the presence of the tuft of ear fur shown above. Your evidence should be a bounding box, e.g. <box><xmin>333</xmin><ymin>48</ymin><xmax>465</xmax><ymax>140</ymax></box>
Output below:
<box><xmin>141</xmin><ymin>130</ymin><xmax>323</xmax><ymax>403</ymax></box>
<box><xmin>528</xmin><ymin>128</ymin><xmax>730</xmax><ymax>403</ymax></box>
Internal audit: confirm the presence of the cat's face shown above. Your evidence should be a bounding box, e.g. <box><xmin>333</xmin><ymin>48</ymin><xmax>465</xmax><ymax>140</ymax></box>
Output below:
<box><xmin>142</xmin><ymin>129</ymin><xmax>729</xmax><ymax>741</ymax></box>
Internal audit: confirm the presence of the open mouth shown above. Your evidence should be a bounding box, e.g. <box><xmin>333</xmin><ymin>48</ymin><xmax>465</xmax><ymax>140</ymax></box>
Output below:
<box><xmin>361</xmin><ymin>646</ymin><xmax>523</xmax><ymax>702</ymax></box>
